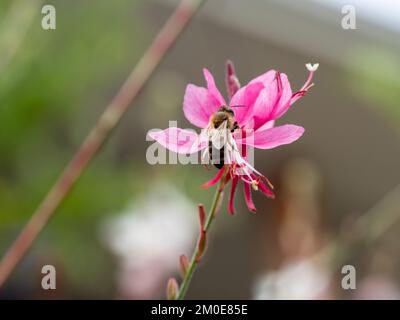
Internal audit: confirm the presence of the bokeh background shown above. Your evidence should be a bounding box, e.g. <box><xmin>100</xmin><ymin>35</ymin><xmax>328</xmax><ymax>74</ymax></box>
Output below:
<box><xmin>1</xmin><ymin>0</ymin><xmax>400</xmax><ymax>299</ymax></box>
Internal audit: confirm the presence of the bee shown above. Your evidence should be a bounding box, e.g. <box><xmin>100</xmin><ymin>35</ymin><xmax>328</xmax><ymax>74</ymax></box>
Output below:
<box><xmin>207</xmin><ymin>106</ymin><xmax>240</xmax><ymax>169</ymax></box>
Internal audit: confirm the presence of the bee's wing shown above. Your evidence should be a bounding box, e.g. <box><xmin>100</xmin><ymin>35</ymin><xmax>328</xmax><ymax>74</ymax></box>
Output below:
<box><xmin>210</xmin><ymin>121</ymin><xmax>228</xmax><ymax>149</ymax></box>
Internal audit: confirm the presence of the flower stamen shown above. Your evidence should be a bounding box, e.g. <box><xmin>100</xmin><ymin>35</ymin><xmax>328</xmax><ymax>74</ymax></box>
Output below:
<box><xmin>251</xmin><ymin>180</ymin><xmax>259</xmax><ymax>191</ymax></box>
<box><xmin>291</xmin><ymin>63</ymin><xmax>319</xmax><ymax>103</ymax></box>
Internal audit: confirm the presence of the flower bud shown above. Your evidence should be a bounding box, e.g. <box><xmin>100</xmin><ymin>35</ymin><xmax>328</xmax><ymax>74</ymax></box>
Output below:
<box><xmin>179</xmin><ymin>254</ymin><xmax>190</xmax><ymax>279</ymax></box>
<box><xmin>166</xmin><ymin>277</ymin><xmax>179</xmax><ymax>300</ymax></box>
<box><xmin>225</xmin><ymin>60</ymin><xmax>240</xmax><ymax>98</ymax></box>
<box><xmin>198</xmin><ymin>204</ymin><xmax>206</xmax><ymax>231</ymax></box>
<box><xmin>195</xmin><ymin>230</ymin><xmax>207</xmax><ymax>263</ymax></box>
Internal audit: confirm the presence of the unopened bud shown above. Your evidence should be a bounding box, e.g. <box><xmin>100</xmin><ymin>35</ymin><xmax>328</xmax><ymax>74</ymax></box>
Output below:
<box><xmin>195</xmin><ymin>231</ymin><xmax>207</xmax><ymax>263</ymax></box>
<box><xmin>198</xmin><ymin>204</ymin><xmax>206</xmax><ymax>231</ymax></box>
<box><xmin>179</xmin><ymin>254</ymin><xmax>190</xmax><ymax>279</ymax></box>
<box><xmin>166</xmin><ymin>277</ymin><xmax>179</xmax><ymax>300</ymax></box>
<box><xmin>225</xmin><ymin>60</ymin><xmax>241</xmax><ymax>98</ymax></box>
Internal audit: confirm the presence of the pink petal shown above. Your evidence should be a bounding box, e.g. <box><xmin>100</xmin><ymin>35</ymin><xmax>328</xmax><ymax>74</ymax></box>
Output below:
<box><xmin>148</xmin><ymin>127</ymin><xmax>206</xmax><ymax>154</ymax></box>
<box><xmin>183</xmin><ymin>84</ymin><xmax>221</xmax><ymax>128</ymax></box>
<box><xmin>258</xmin><ymin>180</ymin><xmax>275</xmax><ymax>198</ymax></box>
<box><xmin>202</xmin><ymin>167</ymin><xmax>225</xmax><ymax>189</ymax></box>
<box><xmin>252</xmin><ymin>87</ymin><xmax>277</xmax><ymax>129</ymax></box>
<box><xmin>228</xmin><ymin>176</ymin><xmax>239</xmax><ymax>215</ymax></box>
<box><xmin>255</xmin><ymin>120</ymin><xmax>275</xmax><ymax>132</ymax></box>
<box><xmin>230</xmin><ymin>82</ymin><xmax>264</xmax><ymax>127</ymax></box>
<box><xmin>251</xmin><ymin>73</ymin><xmax>293</xmax><ymax>129</ymax></box>
<box><xmin>249</xmin><ymin>69</ymin><xmax>276</xmax><ymax>86</ymax></box>
<box><xmin>203</xmin><ymin>68</ymin><xmax>226</xmax><ymax>106</ymax></box>
<box><xmin>243</xmin><ymin>183</ymin><xmax>256</xmax><ymax>212</ymax></box>
<box><xmin>270</xmin><ymin>73</ymin><xmax>293</xmax><ymax>120</ymax></box>
<box><xmin>238</xmin><ymin>124</ymin><xmax>304</xmax><ymax>149</ymax></box>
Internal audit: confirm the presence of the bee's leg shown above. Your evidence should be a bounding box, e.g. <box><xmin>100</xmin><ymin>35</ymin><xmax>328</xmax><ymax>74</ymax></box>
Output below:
<box><xmin>231</xmin><ymin>121</ymin><xmax>239</xmax><ymax>133</ymax></box>
<box><xmin>214</xmin><ymin>162</ymin><xmax>224</xmax><ymax>169</ymax></box>
<box><xmin>208</xmin><ymin>140</ymin><xmax>213</xmax><ymax>162</ymax></box>
<box><xmin>213</xmin><ymin>146</ymin><xmax>225</xmax><ymax>169</ymax></box>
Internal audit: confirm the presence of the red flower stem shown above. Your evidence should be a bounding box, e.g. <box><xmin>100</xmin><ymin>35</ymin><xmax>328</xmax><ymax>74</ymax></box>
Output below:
<box><xmin>177</xmin><ymin>166</ymin><xmax>229</xmax><ymax>300</ymax></box>
<box><xmin>0</xmin><ymin>0</ymin><xmax>204</xmax><ymax>289</ymax></box>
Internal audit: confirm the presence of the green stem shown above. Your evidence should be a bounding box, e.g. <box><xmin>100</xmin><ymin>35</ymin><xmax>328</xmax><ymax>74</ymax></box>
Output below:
<box><xmin>0</xmin><ymin>0</ymin><xmax>204</xmax><ymax>289</ymax></box>
<box><xmin>177</xmin><ymin>168</ymin><xmax>228</xmax><ymax>300</ymax></box>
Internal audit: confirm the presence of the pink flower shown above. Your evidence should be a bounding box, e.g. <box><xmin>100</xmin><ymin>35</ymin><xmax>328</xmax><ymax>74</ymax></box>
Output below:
<box><xmin>149</xmin><ymin>63</ymin><xmax>318</xmax><ymax>214</ymax></box>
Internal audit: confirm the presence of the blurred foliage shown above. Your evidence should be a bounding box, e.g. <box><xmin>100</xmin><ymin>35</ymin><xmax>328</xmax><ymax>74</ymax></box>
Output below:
<box><xmin>0</xmin><ymin>0</ymin><xmax>150</xmax><ymax>294</ymax></box>
<box><xmin>0</xmin><ymin>0</ymin><xmax>218</xmax><ymax>296</ymax></box>
<box><xmin>0</xmin><ymin>0</ymin><xmax>143</xmax><ymax>222</ymax></box>
<box><xmin>346</xmin><ymin>47</ymin><xmax>400</xmax><ymax>129</ymax></box>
